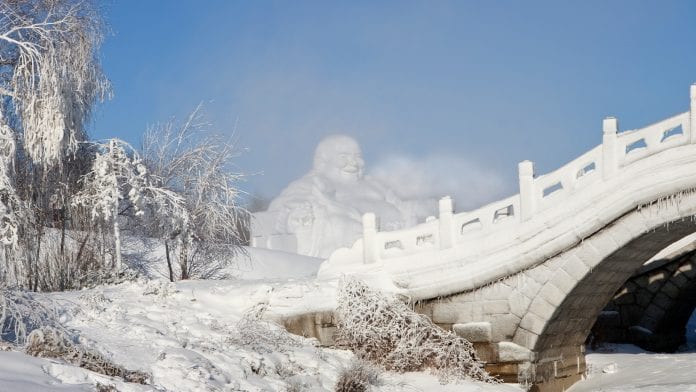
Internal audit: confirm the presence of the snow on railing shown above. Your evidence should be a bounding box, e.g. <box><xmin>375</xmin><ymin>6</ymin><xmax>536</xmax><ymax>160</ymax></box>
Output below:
<box><xmin>356</xmin><ymin>84</ymin><xmax>696</xmax><ymax>264</ymax></box>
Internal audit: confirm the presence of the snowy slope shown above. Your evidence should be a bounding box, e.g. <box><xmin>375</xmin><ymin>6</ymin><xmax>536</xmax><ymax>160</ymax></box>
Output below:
<box><xmin>38</xmin><ymin>279</ymin><xmax>519</xmax><ymax>391</ymax></box>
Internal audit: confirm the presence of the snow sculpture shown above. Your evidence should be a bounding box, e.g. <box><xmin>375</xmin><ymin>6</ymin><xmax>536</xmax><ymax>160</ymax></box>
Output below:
<box><xmin>252</xmin><ymin>135</ymin><xmax>431</xmax><ymax>258</ymax></box>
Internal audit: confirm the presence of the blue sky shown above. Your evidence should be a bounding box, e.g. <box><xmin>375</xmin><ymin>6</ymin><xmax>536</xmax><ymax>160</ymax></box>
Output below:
<box><xmin>93</xmin><ymin>1</ymin><xmax>696</xmax><ymax>207</ymax></box>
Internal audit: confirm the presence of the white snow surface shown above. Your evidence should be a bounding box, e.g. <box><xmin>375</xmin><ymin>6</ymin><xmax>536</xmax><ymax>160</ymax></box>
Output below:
<box><xmin>0</xmin><ymin>350</ymin><xmax>91</xmax><ymax>391</ymax></box>
<box><xmin>569</xmin><ymin>344</ymin><xmax>696</xmax><ymax>392</ymax></box>
<box><xmin>0</xmin><ymin>246</ymin><xmax>517</xmax><ymax>391</ymax></box>
<box><xmin>0</xmin><ymin>279</ymin><xmax>517</xmax><ymax>392</ymax></box>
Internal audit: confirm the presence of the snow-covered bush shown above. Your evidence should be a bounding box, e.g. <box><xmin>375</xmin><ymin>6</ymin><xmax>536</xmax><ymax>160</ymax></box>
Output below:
<box><xmin>26</xmin><ymin>327</ymin><xmax>149</xmax><ymax>384</ymax></box>
<box><xmin>334</xmin><ymin>359</ymin><xmax>381</xmax><ymax>392</ymax></box>
<box><xmin>0</xmin><ymin>289</ymin><xmax>59</xmax><ymax>344</ymax></box>
<box><xmin>230</xmin><ymin>305</ymin><xmax>302</xmax><ymax>354</ymax></box>
<box><xmin>335</xmin><ymin>278</ymin><xmax>497</xmax><ymax>383</ymax></box>
<box><xmin>141</xmin><ymin>105</ymin><xmax>248</xmax><ymax>280</ymax></box>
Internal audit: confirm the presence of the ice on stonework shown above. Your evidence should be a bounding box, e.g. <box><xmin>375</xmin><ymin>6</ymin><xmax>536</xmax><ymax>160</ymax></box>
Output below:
<box><xmin>252</xmin><ymin>135</ymin><xmax>434</xmax><ymax>258</ymax></box>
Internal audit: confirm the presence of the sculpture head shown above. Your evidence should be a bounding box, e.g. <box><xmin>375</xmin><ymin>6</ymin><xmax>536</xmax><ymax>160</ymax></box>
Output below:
<box><xmin>313</xmin><ymin>135</ymin><xmax>365</xmax><ymax>183</ymax></box>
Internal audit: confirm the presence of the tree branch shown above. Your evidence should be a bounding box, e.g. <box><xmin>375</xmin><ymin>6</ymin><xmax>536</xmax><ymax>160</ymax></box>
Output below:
<box><xmin>0</xmin><ymin>86</ymin><xmax>13</xmax><ymax>97</ymax></box>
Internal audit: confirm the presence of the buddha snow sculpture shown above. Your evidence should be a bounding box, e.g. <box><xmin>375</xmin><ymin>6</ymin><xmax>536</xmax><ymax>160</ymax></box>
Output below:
<box><xmin>252</xmin><ymin>135</ymin><xmax>430</xmax><ymax>258</ymax></box>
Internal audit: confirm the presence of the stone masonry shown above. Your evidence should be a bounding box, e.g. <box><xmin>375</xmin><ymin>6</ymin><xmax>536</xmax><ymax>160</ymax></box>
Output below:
<box><xmin>593</xmin><ymin>249</ymin><xmax>696</xmax><ymax>352</ymax></box>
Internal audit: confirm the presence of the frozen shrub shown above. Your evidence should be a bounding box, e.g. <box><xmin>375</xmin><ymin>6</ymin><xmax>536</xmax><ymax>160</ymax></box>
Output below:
<box><xmin>229</xmin><ymin>305</ymin><xmax>301</xmax><ymax>354</ymax></box>
<box><xmin>334</xmin><ymin>359</ymin><xmax>381</xmax><ymax>392</ymax></box>
<box><xmin>95</xmin><ymin>384</ymin><xmax>118</xmax><ymax>392</ymax></box>
<box><xmin>26</xmin><ymin>327</ymin><xmax>149</xmax><ymax>384</ymax></box>
<box><xmin>335</xmin><ymin>278</ymin><xmax>497</xmax><ymax>383</ymax></box>
<box><xmin>0</xmin><ymin>290</ymin><xmax>59</xmax><ymax>344</ymax></box>
<box><xmin>285</xmin><ymin>377</ymin><xmax>306</xmax><ymax>392</ymax></box>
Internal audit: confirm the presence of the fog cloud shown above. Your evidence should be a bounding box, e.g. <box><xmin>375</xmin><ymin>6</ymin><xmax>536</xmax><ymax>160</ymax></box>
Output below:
<box><xmin>370</xmin><ymin>154</ymin><xmax>511</xmax><ymax>212</ymax></box>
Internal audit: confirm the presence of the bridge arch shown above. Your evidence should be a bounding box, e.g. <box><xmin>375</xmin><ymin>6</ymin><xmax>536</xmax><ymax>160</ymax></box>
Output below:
<box><xmin>522</xmin><ymin>198</ymin><xmax>696</xmax><ymax>386</ymax></box>
<box><xmin>594</xmin><ymin>247</ymin><xmax>696</xmax><ymax>352</ymax></box>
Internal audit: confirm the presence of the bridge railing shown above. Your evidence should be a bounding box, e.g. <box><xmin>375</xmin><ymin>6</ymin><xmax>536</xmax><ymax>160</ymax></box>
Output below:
<box><xmin>355</xmin><ymin>84</ymin><xmax>696</xmax><ymax>264</ymax></box>
<box><xmin>616</xmin><ymin>112</ymin><xmax>690</xmax><ymax>167</ymax></box>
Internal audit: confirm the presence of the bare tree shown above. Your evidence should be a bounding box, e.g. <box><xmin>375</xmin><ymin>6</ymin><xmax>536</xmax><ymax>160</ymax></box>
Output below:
<box><xmin>142</xmin><ymin>105</ymin><xmax>248</xmax><ymax>280</ymax></box>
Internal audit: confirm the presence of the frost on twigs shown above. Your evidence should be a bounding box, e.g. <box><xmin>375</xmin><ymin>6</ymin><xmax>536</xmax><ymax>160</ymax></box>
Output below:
<box><xmin>0</xmin><ymin>0</ymin><xmax>110</xmax><ymax>167</ymax></box>
<box><xmin>335</xmin><ymin>279</ymin><xmax>497</xmax><ymax>384</ymax></box>
<box><xmin>0</xmin><ymin>116</ymin><xmax>20</xmax><ymax>249</ymax></box>
<box><xmin>335</xmin><ymin>359</ymin><xmax>382</xmax><ymax>392</ymax></box>
<box><xmin>229</xmin><ymin>305</ymin><xmax>302</xmax><ymax>354</ymax></box>
<box><xmin>26</xmin><ymin>327</ymin><xmax>149</xmax><ymax>384</ymax></box>
<box><xmin>0</xmin><ymin>289</ymin><xmax>58</xmax><ymax>344</ymax></box>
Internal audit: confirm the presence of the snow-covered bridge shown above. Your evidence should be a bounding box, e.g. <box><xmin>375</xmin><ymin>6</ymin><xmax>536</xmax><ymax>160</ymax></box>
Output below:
<box><xmin>310</xmin><ymin>84</ymin><xmax>696</xmax><ymax>391</ymax></box>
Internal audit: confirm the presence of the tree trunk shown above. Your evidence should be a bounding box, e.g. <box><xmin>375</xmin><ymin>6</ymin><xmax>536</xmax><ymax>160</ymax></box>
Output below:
<box><xmin>113</xmin><ymin>204</ymin><xmax>122</xmax><ymax>269</ymax></box>
<box><xmin>33</xmin><ymin>227</ymin><xmax>42</xmax><ymax>292</ymax></box>
<box><xmin>165</xmin><ymin>240</ymin><xmax>174</xmax><ymax>282</ymax></box>
<box><xmin>179</xmin><ymin>242</ymin><xmax>189</xmax><ymax>280</ymax></box>
<box><xmin>60</xmin><ymin>207</ymin><xmax>66</xmax><ymax>255</ymax></box>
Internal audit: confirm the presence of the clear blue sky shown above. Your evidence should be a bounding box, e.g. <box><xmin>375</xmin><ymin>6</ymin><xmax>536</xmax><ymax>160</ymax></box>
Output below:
<box><xmin>92</xmin><ymin>1</ymin><xmax>696</xmax><ymax>206</ymax></box>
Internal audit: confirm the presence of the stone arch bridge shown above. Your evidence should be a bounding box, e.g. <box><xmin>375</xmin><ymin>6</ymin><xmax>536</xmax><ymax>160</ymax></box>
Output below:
<box><xmin>283</xmin><ymin>84</ymin><xmax>696</xmax><ymax>391</ymax></box>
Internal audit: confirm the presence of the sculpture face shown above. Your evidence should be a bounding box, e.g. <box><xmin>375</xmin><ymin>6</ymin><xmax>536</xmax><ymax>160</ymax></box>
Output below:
<box><xmin>313</xmin><ymin>135</ymin><xmax>365</xmax><ymax>183</ymax></box>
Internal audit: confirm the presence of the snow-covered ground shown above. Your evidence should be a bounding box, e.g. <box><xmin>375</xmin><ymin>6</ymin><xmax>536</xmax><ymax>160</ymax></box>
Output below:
<box><xmin>48</xmin><ymin>278</ymin><xmax>522</xmax><ymax>391</ymax></box>
<box><xmin>2</xmin><ymin>245</ymin><xmax>696</xmax><ymax>391</ymax></box>
<box><xmin>568</xmin><ymin>312</ymin><xmax>696</xmax><ymax>391</ymax></box>
<box><xmin>0</xmin><ymin>351</ymin><xmax>92</xmax><ymax>391</ymax></box>
<box><xmin>570</xmin><ymin>345</ymin><xmax>696</xmax><ymax>391</ymax></box>
<box><xmin>0</xmin><ymin>247</ymin><xmax>520</xmax><ymax>391</ymax></box>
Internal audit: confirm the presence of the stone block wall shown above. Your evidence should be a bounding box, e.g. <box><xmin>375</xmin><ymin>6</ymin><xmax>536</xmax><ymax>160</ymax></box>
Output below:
<box><xmin>593</xmin><ymin>249</ymin><xmax>696</xmax><ymax>352</ymax></box>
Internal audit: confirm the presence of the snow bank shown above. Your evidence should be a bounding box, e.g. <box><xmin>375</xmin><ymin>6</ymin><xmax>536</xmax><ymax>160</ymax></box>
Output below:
<box><xmin>0</xmin><ymin>351</ymin><xmax>91</xmax><ymax>391</ymax></box>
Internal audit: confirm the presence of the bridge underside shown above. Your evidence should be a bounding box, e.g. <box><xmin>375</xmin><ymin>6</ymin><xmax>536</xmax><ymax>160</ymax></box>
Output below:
<box><xmin>593</xmin><ymin>248</ymin><xmax>696</xmax><ymax>352</ymax></box>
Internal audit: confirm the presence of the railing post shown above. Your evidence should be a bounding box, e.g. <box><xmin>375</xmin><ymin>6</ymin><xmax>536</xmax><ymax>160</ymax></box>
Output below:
<box><xmin>602</xmin><ymin>117</ymin><xmax>619</xmax><ymax>179</ymax></box>
<box><xmin>690</xmin><ymin>84</ymin><xmax>696</xmax><ymax>143</ymax></box>
<box><xmin>439</xmin><ymin>196</ymin><xmax>454</xmax><ymax>249</ymax></box>
<box><xmin>362</xmin><ymin>213</ymin><xmax>378</xmax><ymax>264</ymax></box>
<box><xmin>518</xmin><ymin>160</ymin><xmax>536</xmax><ymax>221</ymax></box>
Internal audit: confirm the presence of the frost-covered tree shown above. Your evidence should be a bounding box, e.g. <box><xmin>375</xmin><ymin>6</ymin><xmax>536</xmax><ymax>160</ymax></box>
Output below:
<box><xmin>0</xmin><ymin>0</ymin><xmax>109</xmax><ymax>167</ymax></box>
<box><xmin>0</xmin><ymin>0</ymin><xmax>108</xmax><ymax>289</ymax></box>
<box><xmin>0</xmin><ymin>113</ymin><xmax>19</xmax><ymax>250</ymax></box>
<box><xmin>73</xmin><ymin>139</ymin><xmax>187</xmax><ymax>270</ymax></box>
<box><xmin>142</xmin><ymin>105</ymin><xmax>248</xmax><ymax>280</ymax></box>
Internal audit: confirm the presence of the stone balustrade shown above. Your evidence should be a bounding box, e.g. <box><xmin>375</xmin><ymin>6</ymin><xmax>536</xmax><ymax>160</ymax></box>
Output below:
<box><xmin>352</xmin><ymin>84</ymin><xmax>696</xmax><ymax>265</ymax></box>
